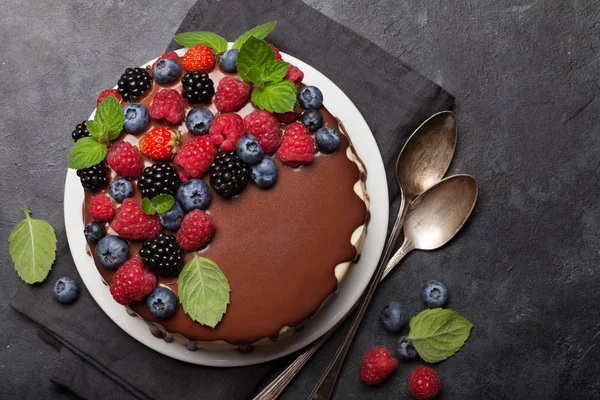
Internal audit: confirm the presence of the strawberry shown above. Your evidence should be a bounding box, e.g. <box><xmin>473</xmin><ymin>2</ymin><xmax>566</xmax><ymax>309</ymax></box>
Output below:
<box><xmin>182</xmin><ymin>45</ymin><xmax>215</xmax><ymax>73</ymax></box>
<box><xmin>96</xmin><ymin>89</ymin><xmax>122</xmax><ymax>107</ymax></box>
<box><xmin>140</xmin><ymin>127</ymin><xmax>179</xmax><ymax>161</ymax></box>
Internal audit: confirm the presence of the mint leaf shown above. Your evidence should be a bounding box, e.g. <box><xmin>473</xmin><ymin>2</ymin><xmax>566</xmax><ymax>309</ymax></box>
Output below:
<box><xmin>68</xmin><ymin>137</ymin><xmax>108</xmax><ymax>169</ymax></box>
<box><xmin>262</xmin><ymin>60</ymin><xmax>289</xmax><ymax>84</ymax></box>
<box><xmin>232</xmin><ymin>21</ymin><xmax>277</xmax><ymax>50</ymax></box>
<box><xmin>86</xmin><ymin>120</ymin><xmax>110</xmax><ymax>143</ymax></box>
<box><xmin>174</xmin><ymin>31</ymin><xmax>228</xmax><ymax>53</ymax></box>
<box><xmin>8</xmin><ymin>207</ymin><xmax>57</xmax><ymax>284</ymax></box>
<box><xmin>251</xmin><ymin>80</ymin><xmax>296</xmax><ymax>113</ymax></box>
<box><xmin>151</xmin><ymin>194</ymin><xmax>174</xmax><ymax>214</ymax></box>
<box><xmin>237</xmin><ymin>36</ymin><xmax>276</xmax><ymax>84</ymax></box>
<box><xmin>141</xmin><ymin>198</ymin><xmax>156</xmax><ymax>215</ymax></box>
<box><xmin>407</xmin><ymin>308</ymin><xmax>474</xmax><ymax>363</ymax></box>
<box><xmin>95</xmin><ymin>94</ymin><xmax>124</xmax><ymax>141</ymax></box>
<box><xmin>178</xmin><ymin>256</ymin><xmax>230</xmax><ymax>328</ymax></box>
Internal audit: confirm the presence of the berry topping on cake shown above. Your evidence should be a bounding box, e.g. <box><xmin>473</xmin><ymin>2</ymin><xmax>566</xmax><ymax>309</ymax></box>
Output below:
<box><xmin>251</xmin><ymin>156</ymin><xmax>278</xmax><ymax>189</ymax></box>
<box><xmin>236</xmin><ymin>135</ymin><xmax>264</xmax><ymax>165</ymax></box>
<box><xmin>158</xmin><ymin>201</ymin><xmax>184</xmax><ymax>231</ymax></box>
<box><xmin>359</xmin><ymin>346</ymin><xmax>397</xmax><ymax>385</ymax></box>
<box><xmin>122</xmin><ymin>103</ymin><xmax>150</xmax><ymax>134</ymax></box>
<box><xmin>84</xmin><ymin>221</ymin><xmax>106</xmax><ymax>244</ymax></box>
<box><xmin>110</xmin><ymin>198</ymin><xmax>162</xmax><ymax>240</ymax></box>
<box><xmin>209</xmin><ymin>113</ymin><xmax>245</xmax><ymax>151</ymax></box>
<box><xmin>150</xmin><ymin>89</ymin><xmax>185</xmax><ymax>124</ymax></box>
<box><xmin>209</xmin><ymin>151</ymin><xmax>251</xmax><ymax>198</ymax></box>
<box><xmin>214</xmin><ymin>76</ymin><xmax>251</xmax><ymax>113</ymax></box>
<box><xmin>71</xmin><ymin>121</ymin><xmax>91</xmax><ymax>142</ymax></box>
<box><xmin>174</xmin><ymin>136</ymin><xmax>217</xmax><ymax>178</ymax></box>
<box><xmin>177</xmin><ymin>179</ymin><xmax>211</xmax><ymax>212</ymax></box>
<box><xmin>409</xmin><ymin>366</ymin><xmax>441</xmax><ymax>400</ymax></box>
<box><xmin>53</xmin><ymin>276</ymin><xmax>80</xmax><ymax>304</ymax></box>
<box><xmin>106</xmin><ymin>142</ymin><xmax>144</xmax><ymax>178</ymax></box>
<box><xmin>151</xmin><ymin>51</ymin><xmax>179</xmax><ymax>69</ymax></box>
<box><xmin>176</xmin><ymin>209</ymin><xmax>216</xmax><ymax>251</ymax></box>
<box><xmin>152</xmin><ymin>58</ymin><xmax>181</xmax><ymax>84</ymax></box>
<box><xmin>182</xmin><ymin>45</ymin><xmax>215</xmax><ymax>73</ymax></box>
<box><xmin>285</xmin><ymin>64</ymin><xmax>304</xmax><ymax>85</ymax></box>
<box><xmin>109</xmin><ymin>178</ymin><xmax>133</xmax><ymax>203</ymax></box>
<box><xmin>110</xmin><ymin>258</ymin><xmax>156</xmax><ymax>305</ymax></box>
<box><xmin>185</xmin><ymin>106</ymin><xmax>214</xmax><ymax>135</ymax></box>
<box><xmin>243</xmin><ymin>110</ymin><xmax>281</xmax><ymax>155</ymax></box>
<box><xmin>298</xmin><ymin>85</ymin><xmax>323</xmax><ymax>110</ymax></box>
<box><xmin>95</xmin><ymin>235</ymin><xmax>129</xmax><ymax>269</ymax></box>
<box><xmin>147</xmin><ymin>287</ymin><xmax>178</xmax><ymax>319</ymax></box>
<box><xmin>77</xmin><ymin>163</ymin><xmax>108</xmax><ymax>190</ymax></box>
<box><xmin>137</xmin><ymin>163</ymin><xmax>181</xmax><ymax>198</ymax></box>
<box><xmin>181</xmin><ymin>71</ymin><xmax>215</xmax><ymax>104</ymax></box>
<box><xmin>140</xmin><ymin>127</ymin><xmax>180</xmax><ymax>161</ymax></box>
<box><xmin>88</xmin><ymin>194</ymin><xmax>115</xmax><ymax>222</ymax></box>
<box><xmin>268</xmin><ymin>43</ymin><xmax>282</xmax><ymax>60</ymax></box>
<box><xmin>277</xmin><ymin>122</ymin><xmax>314</xmax><ymax>165</ymax></box>
<box><xmin>117</xmin><ymin>67</ymin><xmax>153</xmax><ymax>102</ymax></box>
<box><xmin>301</xmin><ymin>109</ymin><xmax>324</xmax><ymax>131</ymax></box>
<box><xmin>140</xmin><ymin>232</ymin><xmax>184</xmax><ymax>277</ymax></box>
<box><xmin>315</xmin><ymin>127</ymin><xmax>340</xmax><ymax>153</ymax></box>
<box><xmin>219</xmin><ymin>49</ymin><xmax>239</xmax><ymax>72</ymax></box>
<box><xmin>96</xmin><ymin>89</ymin><xmax>122</xmax><ymax>107</ymax></box>
<box><xmin>275</xmin><ymin>111</ymin><xmax>298</xmax><ymax>124</ymax></box>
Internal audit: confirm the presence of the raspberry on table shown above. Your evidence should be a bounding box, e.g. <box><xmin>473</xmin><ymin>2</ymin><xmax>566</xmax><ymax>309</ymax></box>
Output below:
<box><xmin>214</xmin><ymin>77</ymin><xmax>250</xmax><ymax>113</ymax></box>
<box><xmin>106</xmin><ymin>142</ymin><xmax>144</xmax><ymax>178</ymax></box>
<box><xmin>176</xmin><ymin>209</ymin><xmax>216</xmax><ymax>251</ymax></box>
<box><xmin>96</xmin><ymin>89</ymin><xmax>122</xmax><ymax>107</ymax></box>
<box><xmin>88</xmin><ymin>194</ymin><xmax>115</xmax><ymax>222</ymax></box>
<box><xmin>140</xmin><ymin>233</ymin><xmax>183</xmax><ymax>277</ymax></box>
<box><xmin>181</xmin><ymin>71</ymin><xmax>215</xmax><ymax>104</ymax></box>
<box><xmin>109</xmin><ymin>258</ymin><xmax>156</xmax><ymax>305</ymax></box>
<box><xmin>117</xmin><ymin>67</ymin><xmax>153</xmax><ymax>102</ymax></box>
<box><xmin>72</xmin><ymin>120</ymin><xmax>91</xmax><ymax>142</ymax></box>
<box><xmin>209</xmin><ymin>113</ymin><xmax>245</xmax><ymax>151</ymax></box>
<box><xmin>137</xmin><ymin>163</ymin><xmax>181</xmax><ymax>198</ymax></box>
<box><xmin>77</xmin><ymin>163</ymin><xmax>108</xmax><ymax>190</ymax></box>
<box><xmin>182</xmin><ymin>45</ymin><xmax>215</xmax><ymax>73</ymax></box>
<box><xmin>209</xmin><ymin>151</ymin><xmax>251</xmax><ymax>198</ymax></box>
<box><xmin>359</xmin><ymin>346</ymin><xmax>397</xmax><ymax>386</ymax></box>
<box><xmin>409</xmin><ymin>366</ymin><xmax>441</xmax><ymax>400</ymax></box>
<box><xmin>174</xmin><ymin>136</ymin><xmax>217</xmax><ymax>178</ymax></box>
<box><xmin>110</xmin><ymin>198</ymin><xmax>162</xmax><ymax>240</ymax></box>
<box><xmin>150</xmin><ymin>89</ymin><xmax>185</xmax><ymax>125</ymax></box>
<box><xmin>277</xmin><ymin>122</ymin><xmax>315</xmax><ymax>165</ymax></box>
<box><xmin>243</xmin><ymin>110</ymin><xmax>282</xmax><ymax>155</ymax></box>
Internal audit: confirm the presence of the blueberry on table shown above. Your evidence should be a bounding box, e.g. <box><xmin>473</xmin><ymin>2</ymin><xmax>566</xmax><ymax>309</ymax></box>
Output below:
<box><xmin>159</xmin><ymin>201</ymin><xmax>184</xmax><ymax>231</ymax></box>
<box><xmin>177</xmin><ymin>179</ymin><xmax>211</xmax><ymax>212</ymax></box>
<box><xmin>380</xmin><ymin>301</ymin><xmax>408</xmax><ymax>332</ymax></box>
<box><xmin>122</xmin><ymin>103</ymin><xmax>150</xmax><ymax>134</ymax></box>
<box><xmin>84</xmin><ymin>221</ymin><xmax>106</xmax><ymax>244</ymax></box>
<box><xmin>420</xmin><ymin>280</ymin><xmax>448</xmax><ymax>308</ymax></box>
<box><xmin>95</xmin><ymin>235</ymin><xmax>129</xmax><ymax>269</ymax></box>
<box><xmin>186</xmin><ymin>106</ymin><xmax>214</xmax><ymax>135</ymax></box>
<box><xmin>251</xmin><ymin>157</ymin><xmax>278</xmax><ymax>189</ymax></box>
<box><xmin>152</xmin><ymin>58</ymin><xmax>181</xmax><ymax>84</ymax></box>
<box><xmin>53</xmin><ymin>277</ymin><xmax>80</xmax><ymax>304</ymax></box>
<box><xmin>298</xmin><ymin>85</ymin><xmax>323</xmax><ymax>109</ymax></box>
<box><xmin>220</xmin><ymin>49</ymin><xmax>239</xmax><ymax>73</ymax></box>
<box><xmin>301</xmin><ymin>109</ymin><xmax>324</xmax><ymax>131</ymax></box>
<box><xmin>236</xmin><ymin>135</ymin><xmax>264</xmax><ymax>165</ymax></box>
<box><xmin>147</xmin><ymin>287</ymin><xmax>178</xmax><ymax>319</ymax></box>
<box><xmin>315</xmin><ymin>127</ymin><xmax>340</xmax><ymax>153</ymax></box>
<box><xmin>396</xmin><ymin>336</ymin><xmax>419</xmax><ymax>361</ymax></box>
<box><xmin>109</xmin><ymin>178</ymin><xmax>133</xmax><ymax>203</ymax></box>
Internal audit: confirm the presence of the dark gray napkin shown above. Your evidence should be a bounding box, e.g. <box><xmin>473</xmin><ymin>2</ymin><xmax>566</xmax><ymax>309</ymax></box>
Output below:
<box><xmin>11</xmin><ymin>0</ymin><xmax>453</xmax><ymax>399</ymax></box>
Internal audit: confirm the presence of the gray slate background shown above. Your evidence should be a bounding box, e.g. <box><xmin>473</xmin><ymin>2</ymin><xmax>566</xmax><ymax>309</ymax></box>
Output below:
<box><xmin>1</xmin><ymin>0</ymin><xmax>599</xmax><ymax>399</ymax></box>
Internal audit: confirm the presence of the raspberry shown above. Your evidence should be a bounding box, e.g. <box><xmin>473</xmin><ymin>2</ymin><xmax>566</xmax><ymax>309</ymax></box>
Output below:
<box><xmin>209</xmin><ymin>113</ymin><xmax>245</xmax><ymax>151</ymax></box>
<box><xmin>182</xmin><ymin>45</ymin><xmax>215</xmax><ymax>73</ymax></box>
<box><xmin>88</xmin><ymin>194</ymin><xmax>115</xmax><ymax>221</ymax></box>
<box><xmin>176</xmin><ymin>209</ymin><xmax>215</xmax><ymax>250</ymax></box>
<box><xmin>96</xmin><ymin>89</ymin><xmax>122</xmax><ymax>107</ymax></box>
<box><xmin>268</xmin><ymin>43</ymin><xmax>282</xmax><ymax>60</ymax></box>
<box><xmin>178</xmin><ymin>171</ymin><xmax>189</xmax><ymax>182</ymax></box>
<box><xmin>150</xmin><ymin>89</ymin><xmax>185</xmax><ymax>124</ymax></box>
<box><xmin>214</xmin><ymin>77</ymin><xmax>250</xmax><ymax>113</ymax></box>
<box><xmin>174</xmin><ymin>136</ymin><xmax>217</xmax><ymax>178</ymax></box>
<box><xmin>277</xmin><ymin>122</ymin><xmax>314</xmax><ymax>165</ymax></box>
<box><xmin>275</xmin><ymin>111</ymin><xmax>298</xmax><ymax>124</ymax></box>
<box><xmin>110</xmin><ymin>198</ymin><xmax>162</xmax><ymax>240</ymax></box>
<box><xmin>409</xmin><ymin>366</ymin><xmax>441</xmax><ymax>400</ymax></box>
<box><xmin>152</xmin><ymin>51</ymin><xmax>179</xmax><ymax>69</ymax></box>
<box><xmin>285</xmin><ymin>64</ymin><xmax>304</xmax><ymax>84</ymax></box>
<box><xmin>140</xmin><ymin>127</ymin><xmax>179</xmax><ymax>161</ymax></box>
<box><xmin>109</xmin><ymin>259</ymin><xmax>156</xmax><ymax>305</ymax></box>
<box><xmin>243</xmin><ymin>110</ymin><xmax>281</xmax><ymax>155</ymax></box>
<box><xmin>359</xmin><ymin>346</ymin><xmax>397</xmax><ymax>386</ymax></box>
<box><xmin>106</xmin><ymin>142</ymin><xmax>143</xmax><ymax>178</ymax></box>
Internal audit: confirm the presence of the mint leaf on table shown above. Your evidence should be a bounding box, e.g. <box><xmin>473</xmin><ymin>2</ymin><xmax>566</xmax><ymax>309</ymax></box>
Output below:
<box><xmin>8</xmin><ymin>207</ymin><xmax>57</xmax><ymax>284</ymax></box>
<box><xmin>252</xmin><ymin>80</ymin><xmax>296</xmax><ymax>113</ymax></box>
<box><xmin>178</xmin><ymin>256</ymin><xmax>230</xmax><ymax>328</ymax></box>
<box><xmin>141</xmin><ymin>194</ymin><xmax>174</xmax><ymax>215</ymax></box>
<box><xmin>407</xmin><ymin>308</ymin><xmax>474</xmax><ymax>363</ymax></box>
<box><xmin>95</xmin><ymin>94</ymin><xmax>124</xmax><ymax>141</ymax></box>
<box><xmin>68</xmin><ymin>137</ymin><xmax>108</xmax><ymax>169</ymax></box>
<box><xmin>237</xmin><ymin>36</ymin><xmax>277</xmax><ymax>84</ymax></box>
<box><xmin>232</xmin><ymin>21</ymin><xmax>277</xmax><ymax>50</ymax></box>
<box><xmin>174</xmin><ymin>31</ymin><xmax>228</xmax><ymax>53</ymax></box>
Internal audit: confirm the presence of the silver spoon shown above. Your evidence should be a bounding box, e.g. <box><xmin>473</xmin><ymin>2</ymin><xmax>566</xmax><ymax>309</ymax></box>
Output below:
<box><xmin>254</xmin><ymin>111</ymin><xmax>457</xmax><ymax>400</ymax></box>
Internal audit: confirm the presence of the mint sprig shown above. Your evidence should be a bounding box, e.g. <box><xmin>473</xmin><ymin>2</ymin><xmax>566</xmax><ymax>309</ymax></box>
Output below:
<box><xmin>174</xmin><ymin>31</ymin><xmax>228</xmax><ymax>53</ymax></box>
<box><xmin>141</xmin><ymin>194</ymin><xmax>175</xmax><ymax>215</ymax></box>
<box><xmin>232</xmin><ymin>21</ymin><xmax>277</xmax><ymax>50</ymax></box>
<box><xmin>252</xmin><ymin>81</ymin><xmax>297</xmax><ymax>113</ymax></box>
<box><xmin>68</xmin><ymin>137</ymin><xmax>108</xmax><ymax>170</ymax></box>
<box><xmin>95</xmin><ymin>94</ymin><xmax>124</xmax><ymax>140</ymax></box>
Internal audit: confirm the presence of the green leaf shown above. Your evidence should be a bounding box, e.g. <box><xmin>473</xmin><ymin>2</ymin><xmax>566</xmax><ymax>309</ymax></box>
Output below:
<box><xmin>151</xmin><ymin>194</ymin><xmax>174</xmax><ymax>214</ymax></box>
<box><xmin>232</xmin><ymin>21</ymin><xmax>277</xmax><ymax>50</ymax></box>
<box><xmin>174</xmin><ymin>31</ymin><xmax>228</xmax><ymax>53</ymax></box>
<box><xmin>141</xmin><ymin>198</ymin><xmax>156</xmax><ymax>215</ymax></box>
<box><xmin>178</xmin><ymin>256</ymin><xmax>230</xmax><ymax>328</ymax></box>
<box><xmin>95</xmin><ymin>94</ymin><xmax>124</xmax><ymax>141</ymax></box>
<box><xmin>68</xmin><ymin>137</ymin><xmax>108</xmax><ymax>169</ymax></box>
<box><xmin>251</xmin><ymin>80</ymin><xmax>297</xmax><ymax>113</ymax></box>
<box><xmin>262</xmin><ymin>60</ymin><xmax>289</xmax><ymax>84</ymax></box>
<box><xmin>86</xmin><ymin>120</ymin><xmax>110</xmax><ymax>143</ymax></box>
<box><xmin>237</xmin><ymin>36</ymin><xmax>276</xmax><ymax>84</ymax></box>
<box><xmin>407</xmin><ymin>308</ymin><xmax>474</xmax><ymax>363</ymax></box>
<box><xmin>8</xmin><ymin>207</ymin><xmax>57</xmax><ymax>284</ymax></box>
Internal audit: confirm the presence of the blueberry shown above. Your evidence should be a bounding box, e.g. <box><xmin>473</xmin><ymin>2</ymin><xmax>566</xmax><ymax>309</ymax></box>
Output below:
<box><xmin>298</xmin><ymin>86</ymin><xmax>323</xmax><ymax>109</ymax></box>
<box><xmin>186</xmin><ymin>107</ymin><xmax>214</xmax><ymax>135</ymax></box>
<box><xmin>152</xmin><ymin>58</ymin><xmax>181</xmax><ymax>84</ymax></box>
<box><xmin>109</xmin><ymin>178</ymin><xmax>133</xmax><ymax>202</ymax></box>
<box><xmin>236</xmin><ymin>135</ymin><xmax>264</xmax><ymax>165</ymax></box>
<box><xmin>53</xmin><ymin>277</ymin><xmax>80</xmax><ymax>304</ymax></box>
<box><xmin>122</xmin><ymin>103</ymin><xmax>150</xmax><ymax>134</ymax></box>
<box><xmin>421</xmin><ymin>280</ymin><xmax>448</xmax><ymax>308</ymax></box>
<box><xmin>147</xmin><ymin>287</ymin><xmax>178</xmax><ymax>319</ymax></box>
<box><xmin>219</xmin><ymin>49</ymin><xmax>239</xmax><ymax>72</ymax></box>
<box><xmin>380</xmin><ymin>302</ymin><xmax>408</xmax><ymax>332</ymax></box>
<box><xmin>177</xmin><ymin>179</ymin><xmax>211</xmax><ymax>212</ymax></box>
<box><xmin>251</xmin><ymin>157</ymin><xmax>277</xmax><ymax>188</ymax></box>
<box><xmin>95</xmin><ymin>235</ymin><xmax>129</xmax><ymax>269</ymax></box>
<box><xmin>158</xmin><ymin>201</ymin><xmax>184</xmax><ymax>231</ymax></box>
<box><xmin>396</xmin><ymin>336</ymin><xmax>419</xmax><ymax>361</ymax></box>
<box><xmin>84</xmin><ymin>221</ymin><xmax>106</xmax><ymax>244</ymax></box>
<box><xmin>301</xmin><ymin>109</ymin><xmax>324</xmax><ymax>131</ymax></box>
<box><xmin>315</xmin><ymin>127</ymin><xmax>340</xmax><ymax>153</ymax></box>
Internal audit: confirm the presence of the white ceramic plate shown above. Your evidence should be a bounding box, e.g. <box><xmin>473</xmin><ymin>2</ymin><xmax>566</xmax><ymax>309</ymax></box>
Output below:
<box><xmin>64</xmin><ymin>47</ymin><xmax>389</xmax><ymax>367</ymax></box>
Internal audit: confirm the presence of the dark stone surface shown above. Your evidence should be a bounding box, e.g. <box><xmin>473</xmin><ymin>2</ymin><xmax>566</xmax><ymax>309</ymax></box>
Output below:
<box><xmin>1</xmin><ymin>0</ymin><xmax>599</xmax><ymax>399</ymax></box>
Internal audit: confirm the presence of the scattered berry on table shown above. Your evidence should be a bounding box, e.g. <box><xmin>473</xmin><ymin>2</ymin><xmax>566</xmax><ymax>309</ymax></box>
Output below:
<box><xmin>420</xmin><ymin>280</ymin><xmax>448</xmax><ymax>308</ymax></box>
<box><xmin>96</xmin><ymin>89</ymin><xmax>122</xmax><ymax>107</ymax></box>
<box><xmin>147</xmin><ymin>287</ymin><xmax>178</xmax><ymax>319</ymax></box>
<box><xmin>243</xmin><ymin>110</ymin><xmax>281</xmax><ymax>155</ymax></box>
<box><xmin>396</xmin><ymin>336</ymin><xmax>419</xmax><ymax>361</ymax></box>
<box><xmin>182</xmin><ymin>45</ymin><xmax>215</xmax><ymax>73</ymax></box>
<box><xmin>177</xmin><ymin>179</ymin><xmax>211</xmax><ymax>212</ymax></box>
<box><xmin>122</xmin><ymin>103</ymin><xmax>150</xmax><ymax>134</ymax></box>
<box><xmin>360</xmin><ymin>345</ymin><xmax>397</xmax><ymax>385</ymax></box>
<box><xmin>140</xmin><ymin>232</ymin><xmax>184</xmax><ymax>277</ymax></box>
<box><xmin>137</xmin><ymin>162</ymin><xmax>181</xmax><ymax>198</ymax></box>
<box><xmin>186</xmin><ymin>106</ymin><xmax>214</xmax><ymax>135</ymax></box>
<box><xmin>152</xmin><ymin>58</ymin><xmax>181</xmax><ymax>84</ymax></box>
<box><xmin>150</xmin><ymin>88</ymin><xmax>185</xmax><ymax>124</ymax></box>
<box><xmin>209</xmin><ymin>151</ymin><xmax>251</xmax><ymax>198</ymax></box>
<box><xmin>88</xmin><ymin>194</ymin><xmax>115</xmax><ymax>222</ymax></box>
<box><xmin>236</xmin><ymin>135</ymin><xmax>264</xmax><ymax>165</ymax></box>
<box><xmin>109</xmin><ymin>178</ymin><xmax>134</xmax><ymax>203</ymax></box>
<box><xmin>106</xmin><ymin>142</ymin><xmax>144</xmax><ymax>178</ymax></box>
<box><xmin>140</xmin><ymin>127</ymin><xmax>180</xmax><ymax>161</ymax></box>
<box><xmin>84</xmin><ymin>221</ymin><xmax>106</xmax><ymax>244</ymax></box>
<box><xmin>151</xmin><ymin>51</ymin><xmax>179</xmax><ymax>69</ymax></box>
<box><xmin>109</xmin><ymin>258</ymin><xmax>156</xmax><ymax>305</ymax></box>
<box><xmin>380</xmin><ymin>301</ymin><xmax>408</xmax><ymax>332</ymax></box>
<box><xmin>298</xmin><ymin>85</ymin><xmax>323</xmax><ymax>109</ymax></box>
<box><xmin>110</xmin><ymin>198</ymin><xmax>162</xmax><ymax>240</ymax></box>
<box><xmin>95</xmin><ymin>235</ymin><xmax>129</xmax><ymax>269</ymax></box>
<box><xmin>177</xmin><ymin>209</ymin><xmax>216</xmax><ymax>251</ymax></box>
<box><xmin>301</xmin><ymin>109</ymin><xmax>324</xmax><ymax>131</ymax></box>
<box><xmin>53</xmin><ymin>277</ymin><xmax>80</xmax><ymax>304</ymax></box>
<box><xmin>214</xmin><ymin>76</ymin><xmax>250</xmax><ymax>113</ymax></box>
<box><xmin>209</xmin><ymin>113</ymin><xmax>245</xmax><ymax>151</ymax></box>
<box><xmin>315</xmin><ymin>127</ymin><xmax>340</xmax><ymax>153</ymax></box>
<box><xmin>277</xmin><ymin>122</ymin><xmax>314</xmax><ymax>165</ymax></box>
<box><xmin>158</xmin><ymin>201</ymin><xmax>184</xmax><ymax>231</ymax></box>
<box><xmin>409</xmin><ymin>366</ymin><xmax>441</xmax><ymax>400</ymax></box>
<box><xmin>219</xmin><ymin>49</ymin><xmax>239</xmax><ymax>72</ymax></box>
<box><xmin>72</xmin><ymin>121</ymin><xmax>91</xmax><ymax>142</ymax></box>
<box><xmin>117</xmin><ymin>67</ymin><xmax>153</xmax><ymax>102</ymax></box>
<box><xmin>268</xmin><ymin>43</ymin><xmax>282</xmax><ymax>60</ymax></box>
<box><xmin>251</xmin><ymin>157</ymin><xmax>278</xmax><ymax>189</ymax></box>
<box><xmin>181</xmin><ymin>71</ymin><xmax>214</xmax><ymax>104</ymax></box>
<box><xmin>275</xmin><ymin>111</ymin><xmax>298</xmax><ymax>124</ymax></box>
<box><xmin>285</xmin><ymin>64</ymin><xmax>304</xmax><ymax>86</ymax></box>
<box><xmin>174</xmin><ymin>136</ymin><xmax>217</xmax><ymax>178</ymax></box>
<box><xmin>77</xmin><ymin>163</ymin><xmax>108</xmax><ymax>190</ymax></box>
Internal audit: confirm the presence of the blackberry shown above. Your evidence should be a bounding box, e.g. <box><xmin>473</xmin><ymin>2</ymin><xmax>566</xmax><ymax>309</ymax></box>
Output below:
<box><xmin>209</xmin><ymin>151</ymin><xmax>251</xmax><ymax>198</ymax></box>
<box><xmin>117</xmin><ymin>67</ymin><xmax>153</xmax><ymax>101</ymax></box>
<box><xmin>72</xmin><ymin>121</ymin><xmax>91</xmax><ymax>142</ymax></box>
<box><xmin>137</xmin><ymin>163</ymin><xmax>181</xmax><ymax>198</ymax></box>
<box><xmin>140</xmin><ymin>233</ymin><xmax>183</xmax><ymax>277</ymax></box>
<box><xmin>77</xmin><ymin>163</ymin><xmax>108</xmax><ymax>190</ymax></box>
<box><xmin>181</xmin><ymin>71</ymin><xmax>214</xmax><ymax>104</ymax></box>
